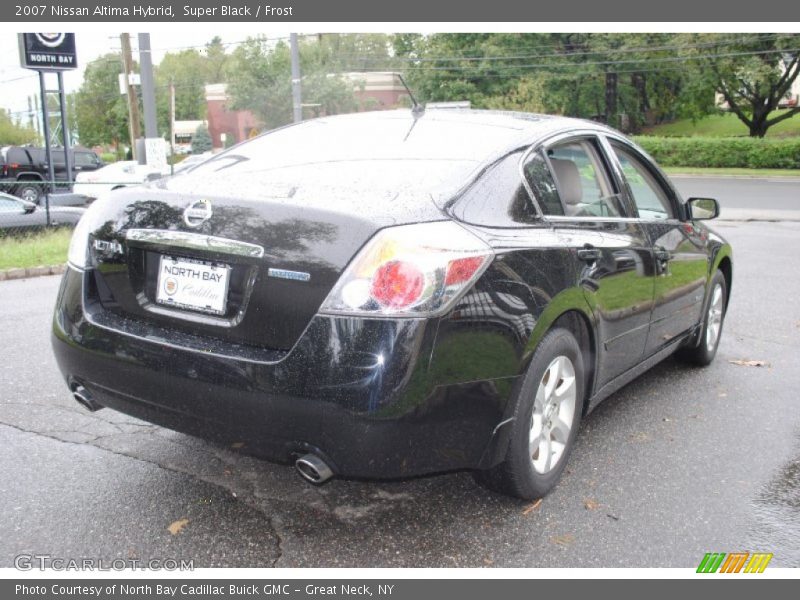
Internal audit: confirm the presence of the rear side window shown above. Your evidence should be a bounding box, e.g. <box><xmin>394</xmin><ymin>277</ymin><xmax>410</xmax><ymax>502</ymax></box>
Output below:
<box><xmin>452</xmin><ymin>151</ymin><xmax>538</xmax><ymax>227</ymax></box>
<box><xmin>74</xmin><ymin>152</ymin><xmax>99</xmax><ymax>168</ymax></box>
<box><xmin>522</xmin><ymin>151</ymin><xmax>563</xmax><ymax>216</ymax></box>
<box><xmin>545</xmin><ymin>139</ymin><xmax>624</xmax><ymax>218</ymax></box>
<box><xmin>0</xmin><ymin>197</ymin><xmax>22</xmax><ymax>212</ymax></box>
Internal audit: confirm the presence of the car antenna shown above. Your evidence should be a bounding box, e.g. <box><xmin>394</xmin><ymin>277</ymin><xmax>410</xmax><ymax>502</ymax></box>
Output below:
<box><xmin>397</xmin><ymin>74</ymin><xmax>424</xmax><ymax>116</ymax></box>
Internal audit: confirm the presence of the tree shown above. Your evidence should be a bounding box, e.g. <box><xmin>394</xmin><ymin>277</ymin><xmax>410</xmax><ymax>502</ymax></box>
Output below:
<box><xmin>191</xmin><ymin>124</ymin><xmax>212</xmax><ymax>153</ymax></box>
<box><xmin>155</xmin><ymin>48</ymin><xmax>210</xmax><ymax>135</ymax></box>
<box><xmin>0</xmin><ymin>109</ymin><xmax>38</xmax><ymax>145</ymax></box>
<box><xmin>74</xmin><ymin>53</ymin><xmax>134</xmax><ymax>148</ymax></box>
<box><xmin>680</xmin><ymin>33</ymin><xmax>800</xmax><ymax>137</ymax></box>
<box><xmin>225</xmin><ymin>34</ymin><xmax>393</xmax><ymax>129</ymax></box>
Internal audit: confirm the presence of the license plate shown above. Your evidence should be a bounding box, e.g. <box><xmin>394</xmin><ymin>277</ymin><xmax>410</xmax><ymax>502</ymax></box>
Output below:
<box><xmin>156</xmin><ymin>255</ymin><xmax>231</xmax><ymax>315</ymax></box>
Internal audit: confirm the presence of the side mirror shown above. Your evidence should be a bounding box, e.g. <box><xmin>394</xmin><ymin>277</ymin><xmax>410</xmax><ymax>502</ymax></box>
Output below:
<box><xmin>21</xmin><ymin>200</ymin><xmax>36</xmax><ymax>214</ymax></box>
<box><xmin>688</xmin><ymin>197</ymin><xmax>719</xmax><ymax>220</ymax></box>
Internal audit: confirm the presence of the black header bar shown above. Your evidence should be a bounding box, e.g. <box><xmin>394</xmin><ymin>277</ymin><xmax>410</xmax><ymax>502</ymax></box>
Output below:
<box><xmin>2</xmin><ymin>0</ymin><xmax>799</xmax><ymax>22</ymax></box>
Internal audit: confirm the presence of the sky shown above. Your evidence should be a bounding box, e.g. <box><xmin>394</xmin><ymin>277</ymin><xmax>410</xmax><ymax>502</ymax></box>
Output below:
<box><xmin>0</xmin><ymin>26</ymin><xmax>285</xmax><ymax>125</ymax></box>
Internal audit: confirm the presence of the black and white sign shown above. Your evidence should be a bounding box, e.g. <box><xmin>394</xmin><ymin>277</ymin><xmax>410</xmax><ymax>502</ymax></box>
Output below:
<box><xmin>18</xmin><ymin>33</ymin><xmax>78</xmax><ymax>71</ymax></box>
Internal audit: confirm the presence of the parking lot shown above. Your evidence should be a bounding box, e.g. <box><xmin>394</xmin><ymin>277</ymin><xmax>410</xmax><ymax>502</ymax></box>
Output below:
<box><xmin>1</xmin><ymin>182</ymin><xmax>799</xmax><ymax>568</ymax></box>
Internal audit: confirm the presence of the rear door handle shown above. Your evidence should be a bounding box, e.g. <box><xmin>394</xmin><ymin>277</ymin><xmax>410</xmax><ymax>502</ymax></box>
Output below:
<box><xmin>577</xmin><ymin>246</ymin><xmax>602</xmax><ymax>263</ymax></box>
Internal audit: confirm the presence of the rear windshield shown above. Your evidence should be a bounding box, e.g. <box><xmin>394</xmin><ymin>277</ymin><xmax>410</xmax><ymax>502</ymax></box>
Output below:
<box><xmin>186</xmin><ymin>114</ymin><xmax>527</xmax><ymax>195</ymax></box>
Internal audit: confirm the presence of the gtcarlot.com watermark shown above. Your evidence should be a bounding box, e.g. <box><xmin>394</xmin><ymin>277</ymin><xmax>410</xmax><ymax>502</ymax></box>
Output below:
<box><xmin>14</xmin><ymin>554</ymin><xmax>194</xmax><ymax>571</ymax></box>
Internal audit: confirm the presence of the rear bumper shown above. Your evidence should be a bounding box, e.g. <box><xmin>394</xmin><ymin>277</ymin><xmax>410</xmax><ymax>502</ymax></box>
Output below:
<box><xmin>51</xmin><ymin>266</ymin><xmax>516</xmax><ymax>478</ymax></box>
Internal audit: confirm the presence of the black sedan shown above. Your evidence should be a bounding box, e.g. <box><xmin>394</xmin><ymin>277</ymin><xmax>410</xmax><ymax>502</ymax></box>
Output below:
<box><xmin>51</xmin><ymin>110</ymin><xmax>732</xmax><ymax>500</ymax></box>
<box><xmin>0</xmin><ymin>191</ymin><xmax>85</xmax><ymax>233</ymax></box>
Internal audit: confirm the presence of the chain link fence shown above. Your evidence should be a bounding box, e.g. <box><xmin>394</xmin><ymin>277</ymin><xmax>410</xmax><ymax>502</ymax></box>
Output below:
<box><xmin>0</xmin><ymin>180</ymin><xmax>87</xmax><ymax>238</ymax></box>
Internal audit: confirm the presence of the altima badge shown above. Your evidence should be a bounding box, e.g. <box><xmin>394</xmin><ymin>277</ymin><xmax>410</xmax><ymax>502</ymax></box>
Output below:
<box><xmin>183</xmin><ymin>199</ymin><xmax>213</xmax><ymax>228</ymax></box>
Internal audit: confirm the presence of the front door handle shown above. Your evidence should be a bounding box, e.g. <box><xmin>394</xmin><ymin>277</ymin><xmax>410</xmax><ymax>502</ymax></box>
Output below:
<box><xmin>577</xmin><ymin>245</ymin><xmax>602</xmax><ymax>263</ymax></box>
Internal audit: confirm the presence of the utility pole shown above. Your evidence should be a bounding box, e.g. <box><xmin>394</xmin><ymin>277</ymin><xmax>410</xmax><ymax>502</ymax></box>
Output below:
<box><xmin>290</xmin><ymin>33</ymin><xmax>302</xmax><ymax>123</ymax></box>
<box><xmin>120</xmin><ymin>33</ymin><xmax>141</xmax><ymax>159</ymax></box>
<box><xmin>38</xmin><ymin>72</ymin><xmax>54</xmax><ymax>226</ymax></box>
<box><xmin>138</xmin><ymin>33</ymin><xmax>165</xmax><ymax>172</ymax></box>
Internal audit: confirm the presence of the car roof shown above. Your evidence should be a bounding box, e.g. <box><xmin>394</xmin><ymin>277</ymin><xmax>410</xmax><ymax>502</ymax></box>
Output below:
<box><xmin>294</xmin><ymin>108</ymin><xmax>616</xmax><ymax>160</ymax></box>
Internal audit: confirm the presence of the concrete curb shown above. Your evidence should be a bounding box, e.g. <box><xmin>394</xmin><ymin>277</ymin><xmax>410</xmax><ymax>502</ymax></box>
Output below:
<box><xmin>0</xmin><ymin>264</ymin><xmax>66</xmax><ymax>282</ymax></box>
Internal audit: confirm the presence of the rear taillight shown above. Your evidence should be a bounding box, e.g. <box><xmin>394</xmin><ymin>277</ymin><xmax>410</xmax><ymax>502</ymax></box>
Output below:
<box><xmin>320</xmin><ymin>221</ymin><xmax>493</xmax><ymax>317</ymax></box>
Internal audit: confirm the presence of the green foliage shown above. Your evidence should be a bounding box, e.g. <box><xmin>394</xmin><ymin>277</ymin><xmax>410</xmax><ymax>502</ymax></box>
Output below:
<box><xmin>225</xmin><ymin>34</ymin><xmax>392</xmax><ymax>129</ymax></box>
<box><xmin>0</xmin><ymin>228</ymin><xmax>72</xmax><ymax>270</ymax></box>
<box><xmin>74</xmin><ymin>53</ymin><xmax>132</xmax><ymax>147</ymax></box>
<box><xmin>635</xmin><ymin>136</ymin><xmax>800</xmax><ymax>169</ymax></box>
<box><xmin>191</xmin><ymin>124</ymin><xmax>212</xmax><ymax>154</ymax></box>
<box><xmin>644</xmin><ymin>110</ymin><xmax>800</xmax><ymax>138</ymax></box>
<box><xmin>154</xmin><ymin>38</ymin><xmax>233</xmax><ymax>136</ymax></box>
<box><xmin>675</xmin><ymin>33</ymin><xmax>800</xmax><ymax>136</ymax></box>
<box><xmin>0</xmin><ymin>108</ymin><xmax>38</xmax><ymax>145</ymax></box>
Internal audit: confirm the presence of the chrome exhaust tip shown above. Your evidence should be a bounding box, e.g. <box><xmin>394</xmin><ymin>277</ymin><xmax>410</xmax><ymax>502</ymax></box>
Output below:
<box><xmin>72</xmin><ymin>385</ymin><xmax>103</xmax><ymax>412</ymax></box>
<box><xmin>295</xmin><ymin>453</ymin><xmax>334</xmax><ymax>484</ymax></box>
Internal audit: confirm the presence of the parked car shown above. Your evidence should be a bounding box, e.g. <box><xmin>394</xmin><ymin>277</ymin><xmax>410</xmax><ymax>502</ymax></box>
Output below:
<box><xmin>52</xmin><ymin>110</ymin><xmax>732</xmax><ymax>500</ymax></box>
<box><xmin>170</xmin><ymin>151</ymin><xmax>214</xmax><ymax>175</ymax></box>
<box><xmin>0</xmin><ymin>191</ymin><xmax>85</xmax><ymax>234</ymax></box>
<box><xmin>0</xmin><ymin>145</ymin><xmax>103</xmax><ymax>204</ymax></box>
<box><xmin>72</xmin><ymin>161</ymin><xmax>164</xmax><ymax>203</ymax></box>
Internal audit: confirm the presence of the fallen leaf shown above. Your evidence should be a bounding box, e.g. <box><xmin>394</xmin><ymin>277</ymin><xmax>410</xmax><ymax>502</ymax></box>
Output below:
<box><xmin>584</xmin><ymin>498</ymin><xmax>600</xmax><ymax>510</ymax></box>
<box><xmin>522</xmin><ymin>499</ymin><xmax>543</xmax><ymax>515</ymax></box>
<box><xmin>550</xmin><ymin>534</ymin><xmax>575</xmax><ymax>546</ymax></box>
<box><xmin>167</xmin><ymin>518</ymin><xmax>189</xmax><ymax>535</ymax></box>
<box><xmin>729</xmin><ymin>359</ymin><xmax>770</xmax><ymax>367</ymax></box>
<box><xmin>483</xmin><ymin>558</ymin><xmax>494</xmax><ymax>565</ymax></box>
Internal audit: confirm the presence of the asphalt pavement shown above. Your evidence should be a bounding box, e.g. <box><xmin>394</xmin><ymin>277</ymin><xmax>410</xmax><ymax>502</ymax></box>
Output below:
<box><xmin>672</xmin><ymin>175</ymin><xmax>800</xmax><ymax>220</ymax></box>
<box><xmin>1</xmin><ymin>189</ymin><xmax>799</xmax><ymax>568</ymax></box>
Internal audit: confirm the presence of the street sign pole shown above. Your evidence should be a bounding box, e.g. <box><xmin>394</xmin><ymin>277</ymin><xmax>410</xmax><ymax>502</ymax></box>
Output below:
<box><xmin>19</xmin><ymin>33</ymin><xmax>78</xmax><ymax>225</ymax></box>
<box><xmin>57</xmin><ymin>71</ymin><xmax>73</xmax><ymax>190</ymax></box>
<box><xmin>38</xmin><ymin>71</ymin><xmax>54</xmax><ymax>227</ymax></box>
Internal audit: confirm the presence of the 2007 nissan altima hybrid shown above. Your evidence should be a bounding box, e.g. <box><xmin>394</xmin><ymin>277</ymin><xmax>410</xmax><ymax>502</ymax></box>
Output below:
<box><xmin>52</xmin><ymin>109</ymin><xmax>732</xmax><ymax>500</ymax></box>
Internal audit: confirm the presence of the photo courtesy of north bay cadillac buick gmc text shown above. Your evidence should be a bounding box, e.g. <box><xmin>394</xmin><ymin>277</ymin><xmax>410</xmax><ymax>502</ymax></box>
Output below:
<box><xmin>51</xmin><ymin>108</ymin><xmax>732</xmax><ymax>500</ymax></box>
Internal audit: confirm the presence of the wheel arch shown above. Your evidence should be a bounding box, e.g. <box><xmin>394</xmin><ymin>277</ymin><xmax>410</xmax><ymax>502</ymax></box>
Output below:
<box><xmin>523</xmin><ymin>289</ymin><xmax>598</xmax><ymax>415</ymax></box>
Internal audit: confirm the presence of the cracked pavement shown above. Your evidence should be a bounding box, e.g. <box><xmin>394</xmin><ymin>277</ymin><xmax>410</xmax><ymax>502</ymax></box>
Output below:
<box><xmin>1</xmin><ymin>220</ymin><xmax>799</xmax><ymax>568</ymax></box>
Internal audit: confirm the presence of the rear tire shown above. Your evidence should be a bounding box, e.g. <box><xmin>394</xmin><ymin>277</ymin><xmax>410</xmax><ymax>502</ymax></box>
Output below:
<box><xmin>677</xmin><ymin>270</ymin><xmax>727</xmax><ymax>367</ymax></box>
<box><xmin>17</xmin><ymin>182</ymin><xmax>42</xmax><ymax>204</ymax></box>
<box><xmin>474</xmin><ymin>327</ymin><xmax>585</xmax><ymax>500</ymax></box>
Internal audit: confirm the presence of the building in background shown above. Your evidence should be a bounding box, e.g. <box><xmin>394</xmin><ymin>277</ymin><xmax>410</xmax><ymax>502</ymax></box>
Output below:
<box><xmin>344</xmin><ymin>72</ymin><xmax>409</xmax><ymax>111</ymax></box>
<box><xmin>172</xmin><ymin>119</ymin><xmax>206</xmax><ymax>154</ymax></box>
<box><xmin>205</xmin><ymin>84</ymin><xmax>260</xmax><ymax>149</ymax></box>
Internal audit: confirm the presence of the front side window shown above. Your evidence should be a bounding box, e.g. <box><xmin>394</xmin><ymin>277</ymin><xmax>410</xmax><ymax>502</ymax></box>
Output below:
<box><xmin>611</xmin><ymin>143</ymin><xmax>673</xmax><ymax>220</ymax></box>
<box><xmin>0</xmin><ymin>197</ymin><xmax>23</xmax><ymax>213</ymax></box>
<box><xmin>543</xmin><ymin>139</ymin><xmax>624</xmax><ymax>218</ymax></box>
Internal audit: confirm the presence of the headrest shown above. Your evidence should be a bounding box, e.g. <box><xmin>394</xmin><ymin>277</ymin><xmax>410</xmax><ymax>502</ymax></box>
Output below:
<box><xmin>549</xmin><ymin>158</ymin><xmax>583</xmax><ymax>205</ymax></box>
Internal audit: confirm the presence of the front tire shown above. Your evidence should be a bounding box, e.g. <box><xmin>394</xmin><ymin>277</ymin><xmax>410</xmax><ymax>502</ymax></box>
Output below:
<box><xmin>677</xmin><ymin>270</ymin><xmax>727</xmax><ymax>367</ymax></box>
<box><xmin>475</xmin><ymin>328</ymin><xmax>585</xmax><ymax>500</ymax></box>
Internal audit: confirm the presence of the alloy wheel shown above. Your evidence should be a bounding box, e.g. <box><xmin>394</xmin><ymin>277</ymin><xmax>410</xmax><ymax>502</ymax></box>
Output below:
<box><xmin>529</xmin><ymin>355</ymin><xmax>577</xmax><ymax>474</ymax></box>
<box><xmin>705</xmin><ymin>284</ymin><xmax>724</xmax><ymax>352</ymax></box>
